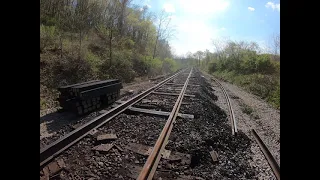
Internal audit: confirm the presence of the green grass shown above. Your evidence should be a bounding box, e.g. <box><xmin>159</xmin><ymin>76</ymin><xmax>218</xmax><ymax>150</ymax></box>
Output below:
<box><xmin>241</xmin><ymin>104</ymin><xmax>254</xmax><ymax>115</ymax></box>
<box><xmin>213</xmin><ymin>70</ymin><xmax>280</xmax><ymax>109</ymax></box>
<box><xmin>40</xmin><ymin>98</ymin><xmax>47</xmax><ymax>110</ymax></box>
<box><xmin>240</xmin><ymin>103</ymin><xmax>260</xmax><ymax>119</ymax></box>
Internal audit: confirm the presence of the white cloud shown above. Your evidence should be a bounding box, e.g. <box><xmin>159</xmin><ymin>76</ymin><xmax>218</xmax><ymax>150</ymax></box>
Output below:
<box><xmin>171</xmin><ymin>18</ymin><xmax>225</xmax><ymax>55</ymax></box>
<box><xmin>162</xmin><ymin>0</ymin><xmax>230</xmax><ymax>55</ymax></box>
<box><xmin>146</xmin><ymin>4</ymin><xmax>151</xmax><ymax>8</ymax></box>
<box><xmin>168</xmin><ymin>15</ymin><xmax>176</xmax><ymax>20</ymax></box>
<box><xmin>248</xmin><ymin>7</ymin><xmax>255</xmax><ymax>11</ymax></box>
<box><xmin>163</xmin><ymin>3</ymin><xmax>175</xmax><ymax>13</ymax></box>
<box><xmin>265</xmin><ymin>2</ymin><xmax>280</xmax><ymax>12</ymax></box>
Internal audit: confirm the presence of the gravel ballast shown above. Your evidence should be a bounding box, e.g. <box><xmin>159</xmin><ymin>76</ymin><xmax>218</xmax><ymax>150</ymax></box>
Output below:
<box><xmin>40</xmin><ymin>74</ymin><xmax>171</xmax><ymax>148</ymax></box>
<box><xmin>202</xmin><ymin>71</ymin><xmax>280</xmax><ymax>179</ymax></box>
<box><xmin>40</xmin><ymin>69</ymin><xmax>279</xmax><ymax>179</ymax></box>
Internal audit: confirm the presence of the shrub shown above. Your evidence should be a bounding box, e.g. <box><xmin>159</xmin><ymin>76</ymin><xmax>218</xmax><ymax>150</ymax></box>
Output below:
<box><xmin>148</xmin><ymin>57</ymin><xmax>163</xmax><ymax>76</ymax></box>
<box><xmin>163</xmin><ymin>58</ymin><xmax>178</xmax><ymax>73</ymax></box>
<box><xmin>255</xmin><ymin>54</ymin><xmax>276</xmax><ymax>74</ymax></box>
<box><xmin>132</xmin><ymin>54</ymin><xmax>150</xmax><ymax>76</ymax></box>
<box><xmin>208</xmin><ymin>61</ymin><xmax>218</xmax><ymax>73</ymax></box>
<box><xmin>45</xmin><ymin>56</ymin><xmax>94</xmax><ymax>88</ymax></box>
<box><xmin>213</xmin><ymin>71</ymin><xmax>280</xmax><ymax>109</ymax></box>
<box><xmin>85</xmin><ymin>51</ymin><xmax>102</xmax><ymax>77</ymax></box>
<box><xmin>99</xmin><ymin>50</ymin><xmax>136</xmax><ymax>83</ymax></box>
<box><xmin>40</xmin><ymin>25</ymin><xmax>57</xmax><ymax>52</ymax></box>
<box><xmin>267</xmin><ymin>83</ymin><xmax>280</xmax><ymax>109</ymax></box>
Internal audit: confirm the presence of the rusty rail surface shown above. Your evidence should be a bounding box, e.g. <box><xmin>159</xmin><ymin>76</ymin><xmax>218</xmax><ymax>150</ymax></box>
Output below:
<box><xmin>211</xmin><ymin>76</ymin><xmax>238</xmax><ymax>135</ymax></box>
<box><xmin>137</xmin><ymin>68</ymin><xmax>193</xmax><ymax>180</ymax></box>
<box><xmin>40</xmin><ymin>69</ymin><xmax>186</xmax><ymax>169</ymax></box>
<box><xmin>252</xmin><ymin>129</ymin><xmax>280</xmax><ymax>180</ymax></box>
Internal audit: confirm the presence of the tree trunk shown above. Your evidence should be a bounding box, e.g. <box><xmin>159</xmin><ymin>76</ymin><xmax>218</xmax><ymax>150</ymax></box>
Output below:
<box><xmin>152</xmin><ymin>36</ymin><xmax>159</xmax><ymax>59</ymax></box>
<box><xmin>70</xmin><ymin>34</ymin><xmax>72</xmax><ymax>56</ymax></box>
<box><xmin>79</xmin><ymin>30</ymin><xmax>82</xmax><ymax>59</ymax></box>
<box><xmin>60</xmin><ymin>35</ymin><xmax>63</xmax><ymax>58</ymax></box>
<box><xmin>109</xmin><ymin>29</ymin><xmax>113</xmax><ymax>66</ymax></box>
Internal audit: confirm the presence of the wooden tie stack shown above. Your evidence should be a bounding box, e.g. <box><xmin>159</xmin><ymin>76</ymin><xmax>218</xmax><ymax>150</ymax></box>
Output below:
<box><xmin>57</xmin><ymin>79</ymin><xmax>122</xmax><ymax>115</ymax></box>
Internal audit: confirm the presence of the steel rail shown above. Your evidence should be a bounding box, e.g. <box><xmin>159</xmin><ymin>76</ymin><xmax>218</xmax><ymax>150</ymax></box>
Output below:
<box><xmin>211</xmin><ymin>76</ymin><xmax>238</xmax><ymax>135</ymax></box>
<box><xmin>40</xmin><ymin>69</ymin><xmax>186</xmax><ymax>168</ymax></box>
<box><xmin>137</xmin><ymin>68</ymin><xmax>193</xmax><ymax>180</ymax></box>
<box><xmin>252</xmin><ymin>129</ymin><xmax>280</xmax><ymax>180</ymax></box>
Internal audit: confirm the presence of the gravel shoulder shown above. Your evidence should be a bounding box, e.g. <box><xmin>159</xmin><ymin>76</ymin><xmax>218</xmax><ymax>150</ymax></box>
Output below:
<box><xmin>202</xmin><ymin>71</ymin><xmax>280</xmax><ymax>180</ymax></box>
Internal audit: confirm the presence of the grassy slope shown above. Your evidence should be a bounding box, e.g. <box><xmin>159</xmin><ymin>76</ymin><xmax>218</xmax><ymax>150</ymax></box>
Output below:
<box><xmin>211</xmin><ymin>70</ymin><xmax>280</xmax><ymax>109</ymax></box>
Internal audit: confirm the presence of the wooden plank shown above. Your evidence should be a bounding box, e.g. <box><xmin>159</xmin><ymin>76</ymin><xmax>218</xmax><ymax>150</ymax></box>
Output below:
<box><xmin>210</xmin><ymin>150</ymin><xmax>218</xmax><ymax>162</ymax></box>
<box><xmin>114</xmin><ymin>144</ymin><xmax>124</xmax><ymax>151</ymax></box>
<box><xmin>72</xmin><ymin>79</ymin><xmax>120</xmax><ymax>93</ymax></box>
<box><xmin>168</xmin><ymin>151</ymin><xmax>191</xmax><ymax>165</ymax></box>
<box><xmin>97</xmin><ymin>134</ymin><xmax>117</xmax><ymax>141</ymax></box>
<box><xmin>99</xmin><ymin>109</ymin><xmax>108</xmax><ymax>114</ymax></box>
<box><xmin>57</xmin><ymin>159</ymin><xmax>66</xmax><ymax>168</ymax></box>
<box><xmin>111</xmin><ymin>103</ymin><xmax>119</xmax><ymax>108</ymax></box>
<box><xmin>151</xmin><ymin>91</ymin><xmax>195</xmax><ymax>97</ymax></box>
<box><xmin>47</xmin><ymin>161</ymin><xmax>63</xmax><ymax>176</ymax></box>
<box><xmin>115</xmin><ymin>100</ymin><xmax>126</xmax><ymax>104</ymax></box>
<box><xmin>165</xmin><ymin>83</ymin><xmax>200</xmax><ymax>87</ymax></box>
<box><xmin>125</xmin><ymin>143</ymin><xmax>151</xmax><ymax>156</ymax></box>
<box><xmin>79</xmin><ymin>83</ymin><xmax>122</xmax><ymax>99</ymax></box>
<box><xmin>88</xmin><ymin>129</ymin><xmax>98</xmax><ymax>135</ymax></box>
<box><xmin>126</xmin><ymin>164</ymin><xmax>171</xmax><ymax>179</ymax></box>
<box><xmin>42</xmin><ymin>166</ymin><xmax>50</xmax><ymax>177</ymax></box>
<box><xmin>58</xmin><ymin>80</ymin><xmax>99</xmax><ymax>91</ymax></box>
<box><xmin>141</xmin><ymin>99</ymin><xmax>161</xmax><ymax>104</ymax></box>
<box><xmin>178</xmin><ymin>113</ymin><xmax>194</xmax><ymax>119</ymax></box>
<box><xmin>158</xmin><ymin>87</ymin><xmax>182</xmax><ymax>90</ymax></box>
<box><xmin>92</xmin><ymin>144</ymin><xmax>114</xmax><ymax>152</ymax></box>
<box><xmin>127</xmin><ymin>107</ymin><xmax>194</xmax><ymax>119</ymax></box>
<box><xmin>125</xmin><ymin>143</ymin><xmax>190</xmax><ymax>163</ymax></box>
<box><xmin>141</xmin><ymin>99</ymin><xmax>190</xmax><ymax>105</ymax></box>
<box><xmin>128</xmin><ymin>107</ymin><xmax>169</xmax><ymax>116</ymax></box>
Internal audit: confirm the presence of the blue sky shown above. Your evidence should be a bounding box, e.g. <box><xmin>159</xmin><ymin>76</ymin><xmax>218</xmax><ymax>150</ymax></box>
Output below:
<box><xmin>132</xmin><ymin>0</ymin><xmax>280</xmax><ymax>56</ymax></box>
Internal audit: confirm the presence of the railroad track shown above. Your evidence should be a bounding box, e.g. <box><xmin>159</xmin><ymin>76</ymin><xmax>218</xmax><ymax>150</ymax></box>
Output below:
<box><xmin>40</xmin><ymin>68</ymin><xmax>279</xmax><ymax>180</ymax></box>
<box><xmin>205</xmin><ymin>72</ymin><xmax>280</xmax><ymax>180</ymax></box>
<box><xmin>137</xmin><ymin>68</ymin><xmax>193</xmax><ymax>179</ymax></box>
<box><xmin>40</xmin><ymin>68</ymin><xmax>190</xmax><ymax>168</ymax></box>
<box><xmin>40</xmin><ymin>73</ymin><xmax>176</xmax><ymax>149</ymax></box>
<box><xmin>252</xmin><ymin>129</ymin><xmax>280</xmax><ymax>180</ymax></box>
<box><xmin>210</xmin><ymin>76</ymin><xmax>237</xmax><ymax>135</ymax></box>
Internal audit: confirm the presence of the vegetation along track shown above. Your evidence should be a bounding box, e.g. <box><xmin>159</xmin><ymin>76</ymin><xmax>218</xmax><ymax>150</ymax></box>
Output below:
<box><xmin>40</xmin><ymin>68</ymin><xmax>279</xmax><ymax>180</ymax></box>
